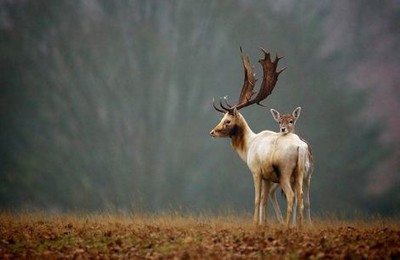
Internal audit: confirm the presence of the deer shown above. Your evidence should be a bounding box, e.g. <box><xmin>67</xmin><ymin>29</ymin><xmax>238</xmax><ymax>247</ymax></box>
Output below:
<box><xmin>270</xmin><ymin>107</ymin><xmax>302</xmax><ymax>135</ymax></box>
<box><xmin>269</xmin><ymin>107</ymin><xmax>314</xmax><ymax>225</ymax></box>
<box><xmin>209</xmin><ymin>47</ymin><xmax>308</xmax><ymax>227</ymax></box>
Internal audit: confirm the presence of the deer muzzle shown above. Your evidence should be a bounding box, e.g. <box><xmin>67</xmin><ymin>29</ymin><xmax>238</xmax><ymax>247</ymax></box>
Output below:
<box><xmin>210</xmin><ymin>129</ymin><xmax>216</xmax><ymax>137</ymax></box>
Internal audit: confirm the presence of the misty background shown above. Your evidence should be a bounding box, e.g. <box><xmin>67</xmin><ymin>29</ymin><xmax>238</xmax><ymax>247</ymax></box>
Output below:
<box><xmin>1</xmin><ymin>1</ymin><xmax>399</xmax><ymax>217</ymax></box>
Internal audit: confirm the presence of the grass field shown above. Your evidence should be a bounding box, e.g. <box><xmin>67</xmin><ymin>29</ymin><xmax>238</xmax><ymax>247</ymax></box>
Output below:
<box><xmin>1</xmin><ymin>212</ymin><xmax>399</xmax><ymax>259</ymax></box>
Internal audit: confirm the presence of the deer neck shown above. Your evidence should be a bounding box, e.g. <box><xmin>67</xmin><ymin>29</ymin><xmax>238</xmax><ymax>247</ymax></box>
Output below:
<box><xmin>230</xmin><ymin>114</ymin><xmax>255</xmax><ymax>162</ymax></box>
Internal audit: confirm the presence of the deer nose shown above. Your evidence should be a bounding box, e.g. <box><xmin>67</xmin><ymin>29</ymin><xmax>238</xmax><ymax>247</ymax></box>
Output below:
<box><xmin>210</xmin><ymin>130</ymin><xmax>215</xmax><ymax>136</ymax></box>
<box><xmin>281</xmin><ymin>127</ymin><xmax>287</xmax><ymax>133</ymax></box>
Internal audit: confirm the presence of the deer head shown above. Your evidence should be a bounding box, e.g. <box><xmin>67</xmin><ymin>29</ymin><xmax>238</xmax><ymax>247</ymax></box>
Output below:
<box><xmin>270</xmin><ymin>107</ymin><xmax>301</xmax><ymax>134</ymax></box>
<box><xmin>209</xmin><ymin>109</ymin><xmax>242</xmax><ymax>138</ymax></box>
<box><xmin>210</xmin><ymin>47</ymin><xmax>285</xmax><ymax>137</ymax></box>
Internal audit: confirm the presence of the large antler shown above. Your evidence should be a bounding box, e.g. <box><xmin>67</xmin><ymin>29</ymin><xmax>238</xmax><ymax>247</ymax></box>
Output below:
<box><xmin>213</xmin><ymin>47</ymin><xmax>286</xmax><ymax>114</ymax></box>
<box><xmin>237</xmin><ymin>47</ymin><xmax>256</xmax><ymax>108</ymax></box>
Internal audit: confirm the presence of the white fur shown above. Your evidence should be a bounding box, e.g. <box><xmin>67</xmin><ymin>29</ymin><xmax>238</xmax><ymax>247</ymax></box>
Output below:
<box><xmin>268</xmin><ymin>107</ymin><xmax>314</xmax><ymax>225</ymax></box>
<box><xmin>210</xmin><ymin>112</ymin><xmax>308</xmax><ymax>227</ymax></box>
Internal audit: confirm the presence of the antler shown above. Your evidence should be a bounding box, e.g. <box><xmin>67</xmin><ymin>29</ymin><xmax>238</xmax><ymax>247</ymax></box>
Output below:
<box><xmin>237</xmin><ymin>47</ymin><xmax>256</xmax><ymax>108</ymax></box>
<box><xmin>213</xmin><ymin>47</ymin><xmax>286</xmax><ymax>113</ymax></box>
<box><xmin>247</xmin><ymin>48</ymin><xmax>286</xmax><ymax>108</ymax></box>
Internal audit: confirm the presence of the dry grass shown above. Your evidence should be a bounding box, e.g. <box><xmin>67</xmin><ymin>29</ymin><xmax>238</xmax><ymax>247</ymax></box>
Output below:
<box><xmin>1</xmin><ymin>212</ymin><xmax>399</xmax><ymax>259</ymax></box>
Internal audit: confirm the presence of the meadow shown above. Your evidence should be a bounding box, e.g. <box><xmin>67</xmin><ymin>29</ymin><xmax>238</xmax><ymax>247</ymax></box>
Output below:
<box><xmin>1</xmin><ymin>212</ymin><xmax>399</xmax><ymax>259</ymax></box>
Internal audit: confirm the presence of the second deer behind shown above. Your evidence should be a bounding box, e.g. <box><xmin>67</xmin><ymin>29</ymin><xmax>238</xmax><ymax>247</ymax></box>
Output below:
<box><xmin>269</xmin><ymin>106</ymin><xmax>314</xmax><ymax>225</ymax></box>
<box><xmin>270</xmin><ymin>107</ymin><xmax>301</xmax><ymax>134</ymax></box>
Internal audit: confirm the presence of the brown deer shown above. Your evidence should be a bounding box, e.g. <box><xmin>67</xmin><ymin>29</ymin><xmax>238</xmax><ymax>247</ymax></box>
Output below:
<box><xmin>269</xmin><ymin>107</ymin><xmax>314</xmax><ymax>224</ymax></box>
<box><xmin>270</xmin><ymin>107</ymin><xmax>301</xmax><ymax>134</ymax></box>
<box><xmin>210</xmin><ymin>48</ymin><xmax>308</xmax><ymax>227</ymax></box>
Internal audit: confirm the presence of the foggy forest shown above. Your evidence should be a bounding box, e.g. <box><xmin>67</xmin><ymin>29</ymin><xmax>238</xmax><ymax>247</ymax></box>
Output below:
<box><xmin>1</xmin><ymin>0</ymin><xmax>399</xmax><ymax>217</ymax></box>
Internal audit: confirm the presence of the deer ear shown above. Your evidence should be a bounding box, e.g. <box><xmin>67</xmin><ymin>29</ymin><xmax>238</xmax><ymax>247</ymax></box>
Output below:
<box><xmin>270</xmin><ymin>109</ymin><xmax>280</xmax><ymax>122</ymax></box>
<box><xmin>292</xmin><ymin>107</ymin><xmax>301</xmax><ymax>119</ymax></box>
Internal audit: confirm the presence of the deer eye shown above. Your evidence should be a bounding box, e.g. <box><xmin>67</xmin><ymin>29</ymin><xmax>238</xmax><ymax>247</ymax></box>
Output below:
<box><xmin>289</xmin><ymin>120</ymin><xmax>293</xmax><ymax>124</ymax></box>
<box><xmin>225</xmin><ymin>120</ymin><xmax>231</xmax><ymax>124</ymax></box>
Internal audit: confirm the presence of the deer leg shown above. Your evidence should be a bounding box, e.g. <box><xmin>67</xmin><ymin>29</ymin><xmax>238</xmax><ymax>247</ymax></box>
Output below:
<box><xmin>292</xmin><ymin>193</ymin><xmax>297</xmax><ymax>226</ymax></box>
<box><xmin>304</xmin><ymin>174</ymin><xmax>311</xmax><ymax>224</ymax></box>
<box><xmin>290</xmin><ymin>179</ymin><xmax>297</xmax><ymax>227</ymax></box>
<box><xmin>261</xmin><ymin>179</ymin><xmax>270</xmax><ymax>225</ymax></box>
<box><xmin>280</xmin><ymin>174</ymin><xmax>294</xmax><ymax>228</ymax></box>
<box><xmin>295</xmin><ymin>172</ymin><xmax>304</xmax><ymax>229</ymax></box>
<box><xmin>269</xmin><ymin>183</ymin><xmax>284</xmax><ymax>224</ymax></box>
<box><xmin>253</xmin><ymin>174</ymin><xmax>262</xmax><ymax>225</ymax></box>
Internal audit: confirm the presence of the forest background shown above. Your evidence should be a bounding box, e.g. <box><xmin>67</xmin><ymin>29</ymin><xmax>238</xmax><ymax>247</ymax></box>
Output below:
<box><xmin>1</xmin><ymin>0</ymin><xmax>399</xmax><ymax>217</ymax></box>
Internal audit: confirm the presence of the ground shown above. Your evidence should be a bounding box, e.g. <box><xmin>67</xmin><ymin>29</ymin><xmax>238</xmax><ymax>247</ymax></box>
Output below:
<box><xmin>1</xmin><ymin>213</ymin><xmax>399</xmax><ymax>259</ymax></box>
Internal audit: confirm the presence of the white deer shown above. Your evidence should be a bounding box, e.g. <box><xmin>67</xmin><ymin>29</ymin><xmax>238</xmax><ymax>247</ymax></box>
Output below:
<box><xmin>210</xmin><ymin>48</ymin><xmax>308</xmax><ymax>227</ymax></box>
<box><xmin>269</xmin><ymin>107</ymin><xmax>314</xmax><ymax>225</ymax></box>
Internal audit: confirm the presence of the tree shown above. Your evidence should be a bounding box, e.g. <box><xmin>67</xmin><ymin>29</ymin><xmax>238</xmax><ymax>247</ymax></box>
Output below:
<box><xmin>0</xmin><ymin>0</ymin><xmax>394</xmax><ymax>216</ymax></box>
